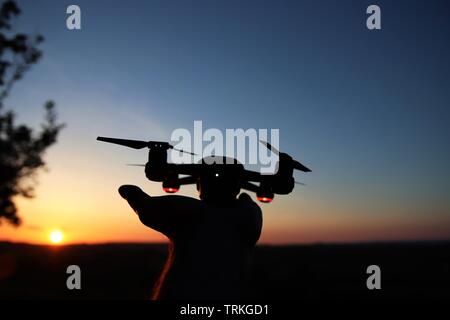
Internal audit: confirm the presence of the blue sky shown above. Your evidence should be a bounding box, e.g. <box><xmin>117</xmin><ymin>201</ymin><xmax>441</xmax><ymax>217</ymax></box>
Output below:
<box><xmin>3</xmin><ymin>0</ymin><xmax>450</xmax><ymax>243</ymax></box>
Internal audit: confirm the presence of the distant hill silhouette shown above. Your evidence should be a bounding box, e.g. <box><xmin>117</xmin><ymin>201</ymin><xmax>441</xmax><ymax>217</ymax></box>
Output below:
<box><xmin>0</xmin><ymin>241</ymin><xmax>449</xmax><ymax>299</ymax></box>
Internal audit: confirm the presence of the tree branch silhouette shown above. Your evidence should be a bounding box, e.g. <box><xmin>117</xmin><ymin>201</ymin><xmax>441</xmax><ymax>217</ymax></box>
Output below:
<box><xmin>0</xmin><ymin>0</ymin><xmax>64</xmax><ymax>226</ymax></box>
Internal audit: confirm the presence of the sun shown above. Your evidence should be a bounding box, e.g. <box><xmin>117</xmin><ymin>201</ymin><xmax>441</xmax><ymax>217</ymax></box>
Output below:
<box><xmin>49</xmin><ymin>230</ymin><xmax>64</xmax><ymax>244</ymax></box>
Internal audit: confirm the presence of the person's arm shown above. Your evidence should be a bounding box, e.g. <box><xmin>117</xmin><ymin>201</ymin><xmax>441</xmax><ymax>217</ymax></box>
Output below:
<box><xmin>119</xmin><ymin>185</ymin><xmax>263</xmax><ymax>299</ymax></box>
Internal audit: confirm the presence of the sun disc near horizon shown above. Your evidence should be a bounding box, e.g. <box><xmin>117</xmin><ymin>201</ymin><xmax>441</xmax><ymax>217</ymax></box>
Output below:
<box><xmin>49</xmin><ymin>230</ymin><xmax>64</xmax><ymax>244</ymax></box>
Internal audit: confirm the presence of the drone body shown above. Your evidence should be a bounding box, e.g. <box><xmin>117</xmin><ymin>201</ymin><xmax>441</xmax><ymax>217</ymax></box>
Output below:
<box><xmin>97</xmin><ymin>136</ymin><xmax>311</xmax><ymax>204</ymax></box>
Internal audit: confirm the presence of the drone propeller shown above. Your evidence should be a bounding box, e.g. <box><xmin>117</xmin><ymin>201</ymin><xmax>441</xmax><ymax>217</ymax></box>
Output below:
<box><xmin>97</xmin><ymin>136</ymin><xmax>196</xmax><ymax>155</ymax></box>
<box><xmin>292</xmin><ymin>160</ymin><xmax>311</xmax><ymax>172</ymax></box>
<box><xmin>259</xmin><ymin>140</ymin><xmax>280</xmax><ymax>155</ymax></box>
<box><xmin>169</xmin><ymin>146</ymin><xmax>197</xmax><ymax>156</ymax></box>
<box><xmin>259</xmin><ymin>140</ymin><xmax>311</xmax><ymax>172</ymax></box>
<box><xmin>126</xmin><ymin>164</ymin><xmax>146</xmax><ymax>167</ymax></box>
<box><xmin>295</xmin><ymin>181</ymin><xmax>306</xmax><ymax>186</ymax></box>
<box><xmin>97</xmin><ymin>137</ymin><xmax>149</xmax><ymax>149</ymax></box>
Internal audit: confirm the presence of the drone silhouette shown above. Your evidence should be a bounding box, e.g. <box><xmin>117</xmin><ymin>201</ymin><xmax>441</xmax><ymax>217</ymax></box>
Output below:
<box><xmin>97</xmin><ymin>136</ymin><xmax>311</xmax><ymax>204</ymax></box>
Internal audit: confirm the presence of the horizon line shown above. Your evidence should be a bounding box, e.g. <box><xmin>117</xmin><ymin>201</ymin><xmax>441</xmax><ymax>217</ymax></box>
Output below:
<box><xmin>1</xmin><ymin>238</ymin><xmax>450</xmax><ymax>247</ymax></box>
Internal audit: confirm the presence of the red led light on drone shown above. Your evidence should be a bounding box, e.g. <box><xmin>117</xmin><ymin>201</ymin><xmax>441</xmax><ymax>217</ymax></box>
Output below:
<box><xmin>257</xmin><ymin>196</ymin><xmax>273</xmax><ymax>203</ymax></box>
<box><xmin>163</xmin><ymin>187</ymin><xmax>179</xmax><ymax>193</ymax></box>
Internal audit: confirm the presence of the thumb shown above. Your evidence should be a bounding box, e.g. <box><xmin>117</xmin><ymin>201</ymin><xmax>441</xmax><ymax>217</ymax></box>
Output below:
<box><xmin>238</xmin><ymin>192</ymin><xmax>258</xmax><ymax>209</ymax></box>
<box><xmin>238</xmin><ymin>192</ymin><xmax>263</xmax><ymax>245</ymax></box>
<box><xmin>118</xmin><ymin>185</ymin><xmax>151</xmax><ymax>215</ymax></box>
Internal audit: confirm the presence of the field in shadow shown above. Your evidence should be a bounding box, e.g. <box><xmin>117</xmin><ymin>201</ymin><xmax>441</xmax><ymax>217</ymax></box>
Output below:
<box><xmin>0</xmin><ymin>241</ymin><xmax>449</xmax><ymax>299</ymax></box>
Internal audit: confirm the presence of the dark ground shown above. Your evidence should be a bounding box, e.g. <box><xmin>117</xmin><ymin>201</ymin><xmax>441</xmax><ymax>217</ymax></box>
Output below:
<box><xmin>0</xmin><ymin>241</ymin><xmax>449</xmax><ymax>300</ymax></box>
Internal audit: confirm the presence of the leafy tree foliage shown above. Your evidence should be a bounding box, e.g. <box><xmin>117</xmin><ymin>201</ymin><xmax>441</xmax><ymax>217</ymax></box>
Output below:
<box><xmin>0</xmin><ymin>0</ymin><xmax>64</xmax><ymax>226</ymax></box>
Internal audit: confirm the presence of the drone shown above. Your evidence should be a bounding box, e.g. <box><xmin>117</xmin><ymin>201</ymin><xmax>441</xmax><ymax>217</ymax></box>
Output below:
<box><xmin>97</xmin><ymin>136</ymin><xmax>311</xmax><ymax>204</ymax></box>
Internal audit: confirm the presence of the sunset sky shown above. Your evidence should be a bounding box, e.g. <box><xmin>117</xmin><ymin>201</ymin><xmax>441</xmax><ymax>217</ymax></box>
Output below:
<box><xmin>1</xmin><ymin>0</ymin><xmax>450</xmax><ymax>244</ymax></box>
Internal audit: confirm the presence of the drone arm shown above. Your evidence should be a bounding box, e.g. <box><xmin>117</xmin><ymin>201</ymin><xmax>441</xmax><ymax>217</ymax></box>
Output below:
<box><xmin>177</xmin><ymin>176</ymin><xmax>197</xmax><ymax>186</ymax></box>
<box><xmin>168</xmin><ymin>163</ymin><xmax>201</xmax><ymax>176</ymax></box>
<box><xmin>241</xmin><ymin>169</ymin><xmax>262</xmax><ymax>182</ymax></box>
<box><xmin>241</xmin><ymin>181</ymin><xmax>259</xmax><ymax>193</ymax></box>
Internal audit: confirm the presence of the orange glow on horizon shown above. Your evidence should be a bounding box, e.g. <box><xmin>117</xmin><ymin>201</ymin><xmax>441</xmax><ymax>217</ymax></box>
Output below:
<box><xmin>1</xmin><ymin>162</ymin><xmax>449</xmax><ymax>245</ymax></box>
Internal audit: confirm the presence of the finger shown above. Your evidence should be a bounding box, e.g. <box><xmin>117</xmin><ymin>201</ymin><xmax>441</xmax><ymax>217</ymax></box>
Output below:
<box><xmin>118</xmin><ymin>185</ymin><xmax>151</xmax><ymax>215</ymax></box>
<box><xmin>238</xmin><ymin>192</ymin><xmax>252</xmax><ymax>202</ymax></box>
<box><xmin>238</xmin><ymin>192</ymin><xmax>259</xmax><ymax>209</ymax></box>
<box><xmin>238</xmin><ymin>192</ymin><xmax>263</xmax><ymax>245</ymax></box>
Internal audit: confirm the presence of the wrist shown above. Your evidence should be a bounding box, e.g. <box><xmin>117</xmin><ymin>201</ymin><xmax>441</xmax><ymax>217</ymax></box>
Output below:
<box><xmin>156</xmin><ymin>240</ymin><xmax>254</xmax><ymax>299</ymax></box>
